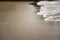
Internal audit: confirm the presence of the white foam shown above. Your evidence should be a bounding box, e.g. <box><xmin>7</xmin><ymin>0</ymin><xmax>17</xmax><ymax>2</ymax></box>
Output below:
<box><xmin>37</xmin><ymin>1</ymin><xmax>60</xmax><ymax>21</ymax></box>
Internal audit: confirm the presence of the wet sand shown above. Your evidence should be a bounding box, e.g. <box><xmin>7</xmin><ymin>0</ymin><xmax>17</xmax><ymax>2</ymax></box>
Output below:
<box><xmin>0</xmin><ymin>2</ymin><xmax>60</xmax><ymax>40</ymax></box>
